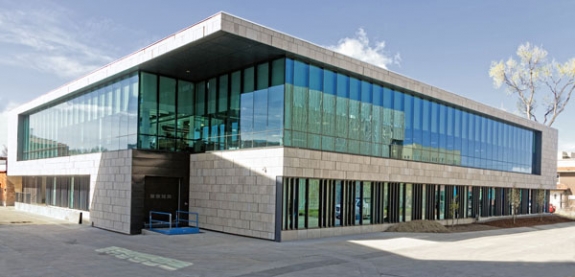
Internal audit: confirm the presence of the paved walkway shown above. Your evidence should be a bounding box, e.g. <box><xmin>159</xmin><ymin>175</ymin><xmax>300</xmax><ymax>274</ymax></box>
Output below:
<box><xmin>1</xmin><ymin>207</ymin><xmax>574</xmax><ymax>277</ymax></box>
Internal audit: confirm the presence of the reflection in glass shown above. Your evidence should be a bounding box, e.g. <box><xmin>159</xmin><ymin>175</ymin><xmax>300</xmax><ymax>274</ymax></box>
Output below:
<box><xmin>22</xmin><ymin>73</ymin><xmax>138</xmax><ymax>160</ymax></box>
<box><xmin>363</xmin><ymin>182</ymin><xmax>371</xmax><ymax>224</ymax></box>
<box><xmin>355</xmin><ymin>181</ymin><xmax>361</xmax><ymax>225</ymax></box>
<box><xmin>405</xmin><ymin>183</ymin><xmax>412</xmax><ymax>222</ymax></box>
<box><xmin>308</xmin><ymin>179</ymin><xmax>320</xmax><ymax>228</ymax></box>
<box><xmin>21</xmin><ymin>55</ymin><xmax>541</xmax><ymax>176</ymax></box>
<box><xmin>298</xmin><ymin>178</ymin><xmax>306</xmax><ymax>229</ymax></box>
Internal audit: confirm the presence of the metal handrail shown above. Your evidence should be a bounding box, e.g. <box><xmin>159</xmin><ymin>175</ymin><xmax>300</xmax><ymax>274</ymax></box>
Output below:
<box><xmin>175</xmin><ymin>210</ymin><xmax>199</xmax><ymax>229</ymax></box>
<box><xmin>149</xmin><ymin>211</ymin><xmax>172</xmax><ymax>230</ymax></box>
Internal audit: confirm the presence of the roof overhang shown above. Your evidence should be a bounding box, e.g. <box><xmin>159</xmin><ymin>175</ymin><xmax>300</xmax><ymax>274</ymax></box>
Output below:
<box><xmin>138</xmin><ymin>31</ymin><xmax>286</xmax><ymax>82</ymax></box>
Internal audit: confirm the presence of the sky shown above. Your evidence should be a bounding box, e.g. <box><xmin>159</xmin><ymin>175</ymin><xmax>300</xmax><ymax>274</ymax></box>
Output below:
<box><xmin>1</xmin><ymin>0</ymin><xmax>574</xmax><ymax>154</ymax></box>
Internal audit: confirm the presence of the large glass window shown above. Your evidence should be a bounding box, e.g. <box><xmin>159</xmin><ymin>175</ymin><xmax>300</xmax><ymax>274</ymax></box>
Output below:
<box><xmin>20</xmin><ymin>56</ymin><xmax>541</xmax><ymax>175</ymax></box>
<box><xmin>19</xmin><ymin>175</ymin><xmax>89</xmax><ymax>211</ymax></box>
<box><xmin>281</xmin><ymin>57</ymin><xmax>541</xmax><ymax>174</ymax></box>
<box><xmin>308</xmin><ymin>179</ymin><xmax>320</xmax><ymax>228</ymax></box>
<box><xmin>135</xmin><ymin>58</ymin><xmax>286</xmax><ymax>153</ymax></box>
<box><xmin>20</xmin><ymin>73</ymin><xmax>138</xmax><ymax>160</ymax></box>
<box><xmin>157</xmin><ymin>77</ymin><xmax>177</xmax><ymax>151</ymax></box>
<box><xmin>280</xmin><ymin>177</ymin><xmax>549</xmax><ymax>231</ymax></box>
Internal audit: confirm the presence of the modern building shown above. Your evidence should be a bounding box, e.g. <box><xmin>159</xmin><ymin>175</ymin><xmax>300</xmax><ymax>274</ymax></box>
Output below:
<box><xmin>554</xmin><ymin>152</ymin><xmax>575</xmax><ymax>210</ymax></box>
<box><xmin>7</xmin><ymin>12</ymin><xmax>557</xmax><ymax>241</ymax></box>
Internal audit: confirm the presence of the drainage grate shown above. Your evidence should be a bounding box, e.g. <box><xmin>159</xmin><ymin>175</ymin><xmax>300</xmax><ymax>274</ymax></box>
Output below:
<box><xmin>10</xmin><ymin>221</ymin><xmax>32</xmax><ymax>224</ymax></box>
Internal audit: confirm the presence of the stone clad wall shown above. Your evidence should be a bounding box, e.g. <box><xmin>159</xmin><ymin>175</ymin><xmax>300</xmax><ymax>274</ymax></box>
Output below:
<box><xmin>90</xmin><ymin>150</ymin><xmax>132</xmax><ymax>234</ymax></box>
<box><xmin>189</xmin><ymin>148</ymin><xmax>283</xmax><ymax>240</ymax></box>
<box><xmin>283</xmin><ymin>147</ymin><xmax>556</xmax><ymax>191</ymax></box>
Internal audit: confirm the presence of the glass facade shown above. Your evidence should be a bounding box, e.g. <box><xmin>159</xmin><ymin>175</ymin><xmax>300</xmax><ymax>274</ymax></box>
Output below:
<box><xmin>19</xmin><ymin>73</ymin><xmax>139</xmax><ymax>160</ymax></box>
<box><xmin>18</xmin><ymin>175</ymin><xmax>90</xmax><ymax>211</ymax></box>
<box><xmin>138</xmin><ymin>59</ymin><xmax>285</xmax><ymax>152</ymax></box>
<box><xmin>284</xmin><ymin>58</ymin><xmax>541</xmax><ymax>174</ymax></box>
<box><xmin>18</xmin><ymin>56</ymin><xmax>541</xmax><ymax>176</ymax></box>
<box><xmin>282</xmin><ymin>177</ymin><xmax>549</xmax><ymax>230</ymax></box>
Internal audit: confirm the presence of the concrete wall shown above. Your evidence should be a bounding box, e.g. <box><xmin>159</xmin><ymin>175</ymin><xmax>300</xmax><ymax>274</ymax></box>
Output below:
<box><xmin>282</xmin><ymin>224</ymin><xmax>389</xmax><ymax>241</ymax></box>
<box><xmin>282</xmin><ymin>218</ymin><xmax>477</xmax><ymax>241</ymax></box>
<box><xmin>15</xmin><ymin>202</ymin><xmax>87</xmax><ymax>224</ymax></box>
<box><xmin>189</xmin><ymin>147</ymin><xmax>283</xmax><ymax>240</ymax></box>
<box><xmin>7</xmin><ymin>150</ymin><xmax>132</xmax><ymax>234</ymax></box>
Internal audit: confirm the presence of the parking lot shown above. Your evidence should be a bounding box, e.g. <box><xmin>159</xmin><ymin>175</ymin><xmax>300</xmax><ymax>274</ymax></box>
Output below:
<box><xmin>1</xmin><ymin>207</ymin><xmax>574</xmax><ymax>277</ymax></box>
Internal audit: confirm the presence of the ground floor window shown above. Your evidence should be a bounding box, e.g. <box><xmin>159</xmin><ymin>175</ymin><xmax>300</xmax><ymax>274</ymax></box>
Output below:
<box><xmin>19</xmin><ymin>175</ymin><xmax>90</xmax><ymax>211</ymax></box>
<box><xmin>281</xmin><ymin>177</ymin><xmax>549</xmax><ymax>230</ymax></box>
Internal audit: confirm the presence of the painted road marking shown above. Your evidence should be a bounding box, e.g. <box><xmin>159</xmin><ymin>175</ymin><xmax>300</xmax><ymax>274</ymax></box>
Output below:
<box><xmin>96</xmin><ymin>246</ymin><xmax>192</xmax><ymax>271</ymax></box>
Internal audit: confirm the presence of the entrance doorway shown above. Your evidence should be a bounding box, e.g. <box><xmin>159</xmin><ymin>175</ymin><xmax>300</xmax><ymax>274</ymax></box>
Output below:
<box><xmin>144</xmin><ymin>176</ymin><xmax>185</xmax><ymax>226</ymax></box>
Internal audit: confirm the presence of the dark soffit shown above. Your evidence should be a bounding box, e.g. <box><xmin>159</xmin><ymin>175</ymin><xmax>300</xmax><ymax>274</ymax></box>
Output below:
<box><xmin>138</xmin><ymin>31</ymin><xmax>287</xmax><ymax>82</ymax></box>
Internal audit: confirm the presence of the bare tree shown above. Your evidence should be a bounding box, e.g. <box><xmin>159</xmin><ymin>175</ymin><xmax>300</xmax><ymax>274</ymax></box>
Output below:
<box><xmin>536</xmin><ymin>187</ymin><xmax>546</xmax><ymax>222</ymax></box>
<box><xmin>508</xmin><ymin>187</ymin><xmax>521</xmax><ymax>224</ymax></box>
<box><xmin>489</xmin><ymin>42</ymin><xmax>575</xmax><ymax>126</ymax></box>
<box><xmin>448</xmin><ymin>195</ymin><xmax>459</xmax><ymax>226</ymax></box>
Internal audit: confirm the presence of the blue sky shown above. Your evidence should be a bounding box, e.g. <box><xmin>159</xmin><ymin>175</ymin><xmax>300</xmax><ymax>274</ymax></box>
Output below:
<box><xmin>1</xmin><ymin>0</ymin><xmax>574</xmax><ymax>153</ymax></box>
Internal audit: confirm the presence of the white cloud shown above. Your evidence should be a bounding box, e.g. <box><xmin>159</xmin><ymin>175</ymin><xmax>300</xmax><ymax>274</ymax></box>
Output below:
<box><xmin>0</xmin><ymin>4</ymin><xmax>115</xmax><ymax>78</ymax></box>
<box><xmin>327</xmin><ymin>28</ymin><xmax>400</xmax><ymax>70</ymax></box>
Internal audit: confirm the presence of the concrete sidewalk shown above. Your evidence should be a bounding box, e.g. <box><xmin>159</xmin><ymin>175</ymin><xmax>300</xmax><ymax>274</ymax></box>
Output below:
<box><xmin>1</xmin><ymin>207</ymin><xmax>574</xmax><ymax>277</ymax></box>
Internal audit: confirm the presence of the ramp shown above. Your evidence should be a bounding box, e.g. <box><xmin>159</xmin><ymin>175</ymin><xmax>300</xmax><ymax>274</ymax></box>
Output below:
<box><xmin>148</xmin><ymin>210</ymin><xmax>200</xmax><ymax>235</ymax></box>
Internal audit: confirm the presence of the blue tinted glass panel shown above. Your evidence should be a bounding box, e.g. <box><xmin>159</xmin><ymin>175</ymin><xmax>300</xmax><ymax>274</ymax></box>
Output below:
<box><xmin>350</xmin><ymin>78</ymin><xmax>360</xmax><ymax>101</ymax></box>
<box><xmin>393</xmin><ymin>90</ymin><xmax>403</xmax><ymax>111</ymax></box>
<box><xmin>383</xmin><ymin>87</ymin><xmax>393</xmax><ymax>109</ymax></box>
<box><xmin>446</xmin><ymin>107</ymin><xmax>454</xmax><ymax>151</ymax></box>
<box><xmin>337</xmin><ymin>73</ymin><xmax>349</xmax><ymax>98</ymax></box>
<box><xmin>372</xmin><ymin>84</ymin><xmax>383</xmax><ymax>106</ymax></box>
<box><xmin>324</xmin><ymin>69</ymin><xmax>336</xmax><ymax>95</ymax></box>
<box><xmin>361</xmin><ymin>81</ymin><xmax>372</xmax><ymax>103</ymax></box>
<box><xmin>309</xmin><ymin>65</ymin><xmax>323</xmax><ymax>91</ymax></box>
<box><xmin>438</xmin><ymin>104</ymin><xmax>446</xmax><ymax>150</ymax></box>
<box><xmin>404</xmin><ymin>94</ymin><xmax>413</xmax><ymax>145</ymax></box>
<box><xmin>412</xmin><ymin>97</ymin><xmax>422</xmax><ymax>148</ymax></box>
<box><xmin>293</xmin><ymin>60</ymin><xmax>309</xmax><ymax>88</ymax></box>
<box><xmin>446</xmin><ymin>106</ymin><xmax>453</xmax><ymax>136</ymax></box>
<box><xmin>285</xmin><ymin>58</ymin><xmax>294</xmax><ymax>84</ymax></box>
<box><xmin>431</xmin><ymin>102</ymin><xmax>438</xmax><ymax>133</ymax></box>
<box><xmin>421</xmin><ymin>99</ymin><xmax>430</xmax><ymax>148</ymax></box>
<box><xmin>468</xmin><ymin>113</ymin><xmax>475</xmax><ymax>160</ymax></box>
